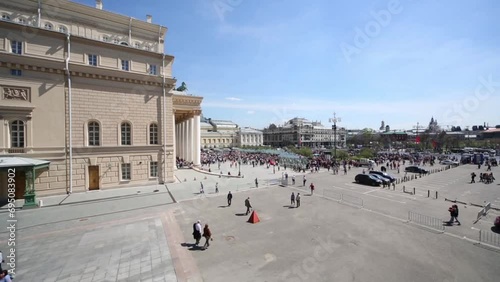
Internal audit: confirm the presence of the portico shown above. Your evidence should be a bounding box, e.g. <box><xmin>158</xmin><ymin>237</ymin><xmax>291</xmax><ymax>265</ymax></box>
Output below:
<box><xmin>172</xmin><ymin>94</ymin><xmax>203</xmax><ymax>167</ymax></box>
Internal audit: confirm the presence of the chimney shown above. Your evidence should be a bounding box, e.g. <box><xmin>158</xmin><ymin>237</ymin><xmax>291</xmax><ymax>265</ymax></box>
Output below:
<box><xmin>146</xmin><ymin>15</ymin><xmax>152</xmax><ymax>23</ymax></box>
<box><xmin>96</xmin><ymin>0</ymin><xmax>103</xmax><ymax>10</ymax></box>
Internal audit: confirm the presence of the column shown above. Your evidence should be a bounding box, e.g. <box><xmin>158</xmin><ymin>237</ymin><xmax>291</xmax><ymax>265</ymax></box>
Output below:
<box><xmin>172</xmin><ymin>115</ymin><xmax>176</xmax><ymax>170</ymax></box>
<box><xmin>177</xmin><ymin>122</ymin><xmax>184</xmax><ymax>159</ymax></box>
<box><xmin>193</xmin><ymin>115</ymin><xmax>201</xmax><ymax>165</ymax></box>
<box><xmin>182</xmin><ymin>121</ymin><xmax>187</xmax><ymax>160</ymax></box>
<box><xmin>187</xmin><ymin>117</ymin><xmax>193</xmax><ymax>162</ymax></box>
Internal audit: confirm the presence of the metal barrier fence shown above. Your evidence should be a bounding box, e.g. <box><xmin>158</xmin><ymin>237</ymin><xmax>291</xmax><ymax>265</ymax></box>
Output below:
<box><xmin>408</xmin><ymin>211</ymin><xmax>445</xmax><ymax>231</ymax></box>
<box><xmin>479</xmin><ymin>229</ymin><xmax>500</xmax><ymax>248</ymax></box>
<box><xmin>341</xmin><ymin>194</ymin><xmax>364</xmax><ymax>208</ymax></box>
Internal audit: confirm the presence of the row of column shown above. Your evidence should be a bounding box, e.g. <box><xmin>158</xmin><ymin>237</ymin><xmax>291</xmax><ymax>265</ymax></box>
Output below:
<box><xmin>174</xmin><ymin>115</ymin><xmax>200</xmax><ymax>166</ymax></box>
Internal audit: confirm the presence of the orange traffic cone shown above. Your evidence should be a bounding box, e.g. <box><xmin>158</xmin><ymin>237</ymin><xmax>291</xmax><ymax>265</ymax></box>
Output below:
<box><xmin>248</xmin><ymin>210</ymin><xmax>260</xmax><ymax>224</ymax></box>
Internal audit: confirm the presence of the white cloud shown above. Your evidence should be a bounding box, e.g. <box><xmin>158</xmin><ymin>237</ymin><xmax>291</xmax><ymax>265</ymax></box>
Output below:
<box><xmin>247</xmin><ymin>110</ymin><xmax>255</xmax><ymax>114</ymax></box>
<box><xmin>225</xmin><ymin>97</ymin><xmax>242</xmax><ymax>101</ymax></box>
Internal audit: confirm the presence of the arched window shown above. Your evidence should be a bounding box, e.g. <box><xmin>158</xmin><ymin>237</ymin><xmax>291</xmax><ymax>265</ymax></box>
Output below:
<box><xmin>2</xmin><ymin>14</ymin><xmax>11</xmax><ymax>21</ymax></box>
<box><xmin>58</xmin><ymin>25</ymin><xmax>67</xmax><ymax>33</ymax></box>
<box><xmin>120</xmin><ymin>41</ymin><xmax>129</xmax><ymax>46</ymax></box>
<box><xmin>88</xmin><ymin>121</ymin><xmax>100</xmax><ymax>146</ymax></box>
<box><xmin>44</xmin><ymin>22</ymin><xmax>53</xmax><ymax>30</ymax></box>
<box><xmin>17</xmin><ymin>18</ymin><xmax>26</xmax><ymax>24</ymax></box>
<box><xmin>121</xmin><ymin>122</ymin><xmax>131</xmax><ymax>145</ymax></box>
<box><xmin>10</xmin><ymin>120</ymin><xmax>25</xmax><ymax>148</ymax></box>
<box><xmin>149</xmin><ymin>123</ymin><xmax>158</xmax><ymax>145</ymax></box>
<box><xmin>134</xmin><ymin>42</ymin><xmax>141</xmax><ymax>48</ymax></box>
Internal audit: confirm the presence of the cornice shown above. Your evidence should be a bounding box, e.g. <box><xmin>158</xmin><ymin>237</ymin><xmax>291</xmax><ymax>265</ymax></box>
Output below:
<box><xmin>0</xmin><ymin>61</ymin><xmax>175</xmax><ymax>88</ymax></box>
<box><xmin>172</xmin><ymin>95</ymin><xmax>203</xmax><ymax>106</ymax></box>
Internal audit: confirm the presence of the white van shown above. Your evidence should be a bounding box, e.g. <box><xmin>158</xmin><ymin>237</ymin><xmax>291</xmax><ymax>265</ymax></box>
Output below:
<box><xmin>359</xmin><ymin>158</ymin><xmax>375</xmax><ymax>167</ymax></box>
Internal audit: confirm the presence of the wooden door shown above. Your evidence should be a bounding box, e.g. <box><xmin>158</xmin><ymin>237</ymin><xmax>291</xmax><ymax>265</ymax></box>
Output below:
<box><xmin>14</xmin><ymin>171</ymin><xmax>26</xmax><ymax>199</ymax></box>
<box><xmin>88</xmin><ymin>166</ymin><xmax>100</xmax><ymax>190</ymax></box>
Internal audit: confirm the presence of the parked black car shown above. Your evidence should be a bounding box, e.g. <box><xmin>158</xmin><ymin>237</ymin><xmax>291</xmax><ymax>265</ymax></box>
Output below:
<box><xmin>369</xmin><ymin>174</ymin><xmax>391</xmax><ymax>185</ymax></box>
<box><xmin>355</xmin><ymin>174</ymin><xmax>382</xmax><ymax>186</ymax></box>
<box><xmin>405</xmin><ymin>166</ymin><xmax>428</xmax><ymax>174</ymax></box>
<box><xmin>369</xmin><ymin>171</ymin><xmax>396</xmax><ymax>182</ymax></box>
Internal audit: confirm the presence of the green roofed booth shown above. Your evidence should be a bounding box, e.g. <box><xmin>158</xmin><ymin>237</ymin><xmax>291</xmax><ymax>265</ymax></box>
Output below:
<box><xmin>0</xmin><ymin>157</ymin><xmax>50</xmax><ymax>208</ymax></box>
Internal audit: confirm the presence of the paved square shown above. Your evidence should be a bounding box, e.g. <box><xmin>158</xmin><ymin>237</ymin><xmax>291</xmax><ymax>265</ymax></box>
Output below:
<box><xmin>175</xmin><ymin>187</ymin><xmax>500</xmax><ymax>282</ymax></box>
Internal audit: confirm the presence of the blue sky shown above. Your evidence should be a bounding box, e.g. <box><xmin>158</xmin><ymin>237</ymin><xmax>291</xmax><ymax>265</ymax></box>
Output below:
<box><xmin>74</xmin><ymin>0</ymin><xmax>500</xmax><ymax>130</ymax></box>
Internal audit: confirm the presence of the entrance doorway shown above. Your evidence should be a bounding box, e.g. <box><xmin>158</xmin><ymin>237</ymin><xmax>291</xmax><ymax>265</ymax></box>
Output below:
<box><xmin>14</xmin><ymin>171</ymin><xmax>26</xmax><ymax>199</ymax></box>
<box><xmin>88</xmin><ymin>165</ymin><xmax>100</xmax><ymax>190</ymax></box>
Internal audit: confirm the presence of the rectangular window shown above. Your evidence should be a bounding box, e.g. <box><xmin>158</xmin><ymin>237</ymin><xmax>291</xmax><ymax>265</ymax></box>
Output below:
<box><xmin>88</xmin><ymin>54</ymin><xmax>97</xmax><ymax>66</ymax></box>
<box><xmin>121</xmin><ymin>60</ymin><xmax>129</xmax><ymax>71</ymax></box>
<box><xmin>150</xmin><ymin>161</ymin><xmax>158</xmax><ymax>178</ymax></box>
<box><xmin>121</xmin><ymin>163</ymin><xmax>131</xmax><ymax>180</ymax></box>
<box><xmin>11</xmin><ymin>40</ymin><xmax>22</xmax><ymax>54</ymax></box>
<box><xmin>149</xmin><ymin>64</ymin><xmax>157</xmax><ymax>75</ymax></box>
<box><xmin>10</xmin><ymin>69</ymin><xmax>22</xmax><ymax>76</ymax></box>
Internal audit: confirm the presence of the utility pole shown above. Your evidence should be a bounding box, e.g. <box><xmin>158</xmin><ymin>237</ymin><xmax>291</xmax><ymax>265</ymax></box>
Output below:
<box><xmin>413</xmin><ymin>122</ymin><xmax>424</xmax><ymax>149</ymax></box>
<box><xmin>329</xmin><ymin>112</ymin><xmax>342</xmax><ymax>160</ymax></box>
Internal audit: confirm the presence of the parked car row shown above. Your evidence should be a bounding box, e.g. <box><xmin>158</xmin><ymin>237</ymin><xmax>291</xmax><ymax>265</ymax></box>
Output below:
<box><xmin>404</xmin><ymin>166</ymin><xmax>429</xmax><ymax>174</ymax></box>
<box><xmin>354</xmin><ymin>171</ymin><xmax>396</xmax><ymax>186</ymax></box>
<box><xmin>439</xmin><ymin>159</ymin><xmax>459</xmax><ymax>166</ymax></box>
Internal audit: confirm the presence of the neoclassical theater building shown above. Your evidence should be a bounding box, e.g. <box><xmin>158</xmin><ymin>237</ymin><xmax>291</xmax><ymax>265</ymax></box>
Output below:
<box><xmin>0</xmin><ymin>0</ymin><xmax>202</xmax><ymax>205</ymax></box>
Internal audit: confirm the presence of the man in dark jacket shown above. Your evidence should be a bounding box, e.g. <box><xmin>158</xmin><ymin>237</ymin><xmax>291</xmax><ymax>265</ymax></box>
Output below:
<box><xmin>448</xmin><ymin>205</ymin><xmax>461</xmax><ymax>225</ymax></box>
<box><xmin>227</xmin><ymin>191</ymin><xmax>233</xmax><ymax>206</ymax></box>
<box><xmin>245</xmin><ymin>197</ymin><xmax>252</xmax><ymax>215</ymax></box>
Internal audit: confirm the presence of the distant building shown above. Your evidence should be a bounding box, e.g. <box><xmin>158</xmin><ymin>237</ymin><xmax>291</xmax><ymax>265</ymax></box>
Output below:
<box><xmin>380</xmin><ymin>131</ymin><xmax>408</xmax><ymax>141</ymax></box>
<box><xmin>200</xmin><ymin>117</ymin><xmax>239</xmax><ymax>148</ymax></box>
<box><xmin>477</xmin><ymin>128</ymin><xmax>500</xmax><ymax>140</ymax></box>
<box><xmin>263</xmin><ymin>117</ymin><xmax>346</xmax><ymax>148</ymax></box>
<box><xmin>237</xmin><ymin>127</ymin><xmax>263</xmax><ymax>147</ymax></box>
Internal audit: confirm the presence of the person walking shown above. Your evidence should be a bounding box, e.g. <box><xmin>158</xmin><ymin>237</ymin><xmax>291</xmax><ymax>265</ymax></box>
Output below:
<box><xmin>245</xmin><ymin>197</ymin><xmax>252</xmax><ymax>215</ymax></box>
<box><xmin>227</xmin><ymin>191</ymin><xmax>233</xmax><ymax>206</ymax></box>
<box><xmin>202</xmin><ymin>224</ymin><xmax>212</xmax><ymax>250</ymax></box>
<box><xmin>303</xmin><ymin>175</ymin><xmax>307</xmax><ymax>186</ymax></box>
<box><xmin>192</xmin><ymin>220</ymin><xmax>202</xmax><ymax>246</ymax></box>
<box><xmin>470</xmin><ymin>172</ymin><xmax>476</xmax><ymax>183</ymax></box>
<box><xmin>215</xmin><ymin>182</ymin><xmax>219</xmax><ymax>193</ymax></box>
<box><xmin>296</xmin><ymin>193</ymin><xmax>301</xmax><ymax>208</ymax></box>
<box><xmin>447</xmin><ymin>205</ymin><xmax>461</xmax><ymax>225</ymax></box>
<box><xmin>310</xmin><ymin>183</ymin><xmax>315</xmax><ymax>195</ymax></box>
<box><xmin>200</xmin><ymin>182</ymin><xmax>204</xmax><ymax>194</ymax></box>
<box><xmin>255</xmin><ymin>178</ymin><xmax>259</xmax><ymax>188</ymax></box>
<box><xmin>292</xmin><ymin>175</ymin><xmax>295</xmax><ymax>185</ymax></box>
<box><xmin>290</xmin><ymin>192</ymin><xmax>295</xmax><ymax>206</ymax></box>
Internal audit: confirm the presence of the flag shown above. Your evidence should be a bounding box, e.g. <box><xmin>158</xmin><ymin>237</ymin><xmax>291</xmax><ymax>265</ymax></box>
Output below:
<box><xmin>415</xmin><ymin>136</ymin><xmax>421</xmax><ymax>144</ymax></box>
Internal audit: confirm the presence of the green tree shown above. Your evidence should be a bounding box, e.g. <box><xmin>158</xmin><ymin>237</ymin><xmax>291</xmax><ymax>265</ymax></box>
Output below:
<box><xmin>358</xmin><ymin>148</ymin><xmax>375</xmax><ymax>159</ymax></box>
<box><xmin>297</xmin><ymin>147</ymin><xmax>313</xmax><ymax>158</ymax></box>
<box><xmin>333</xmin><ymin>149</ymin><xmax>349</xmax><ymax>160</ymax></box>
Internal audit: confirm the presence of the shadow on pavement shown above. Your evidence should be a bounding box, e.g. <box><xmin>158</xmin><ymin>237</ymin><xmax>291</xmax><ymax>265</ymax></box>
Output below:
<box><xmin>235</xmin><ymin>213</ymin><xmax>246</xmax><ymax>216</ymax></box>
<box><xmin>181</xmin><ymin>243</ymin><xmax>204</xmax><ymax>251</ymax></box>
<box><xmin>218</xmin><ymin>206</ymin><xmax>228</xmax><ymax>208</ymax></box>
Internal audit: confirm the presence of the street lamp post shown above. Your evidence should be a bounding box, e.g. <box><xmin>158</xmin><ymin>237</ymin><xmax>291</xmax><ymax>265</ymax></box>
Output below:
<box><xmin>329</xmin><ymin>112</ymin><xmax>342</xmax><ymax>160</ymax></box>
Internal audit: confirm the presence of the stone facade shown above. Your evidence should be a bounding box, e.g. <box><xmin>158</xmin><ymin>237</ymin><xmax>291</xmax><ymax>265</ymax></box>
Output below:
<box><xmin>0</xmin><ymin>0</ymin><xmax>202</xmax><ymax>199</ymax></box>
<box><xmin>200</xmin><ymin>117</ymin><xmax>239</xmax><ymax>148</ymax></box>
<box><xmin>263</xmin><ymin>118</ymin><xmax>346</xmax><ymax>148</ymax></box>
<box><xmin>237</xmin><ymin>127</ymin><xmax>263</xmax><ymax>147</ymax></box>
